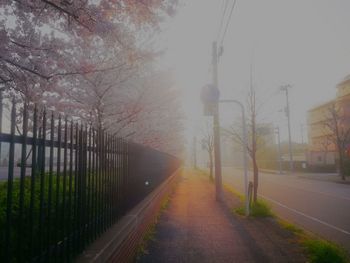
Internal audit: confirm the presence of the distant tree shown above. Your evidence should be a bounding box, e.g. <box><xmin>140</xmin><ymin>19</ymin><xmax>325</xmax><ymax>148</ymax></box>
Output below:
<box><xmin>201</xmin><ymin>123</ymin><xmax>214</xmax><ymax>181</ymax></box>
<box><xmin>319</xmin><ymin>135</ymin><xmax>332</xmax><ymax>166</ymax></box>
<box><xmin>224</xmin><ymin>79</ymin><xmax>260</xmax><ymax>202</ymax></box>
<box><xmin>247</xmin><ymin>85</ymin><xmax>259</xmax><ymax>202</ymax></box>
<box><xmin>323</xmin><ymin>102</ymin><xmax>350</xmax><ymax>180</ymax></box>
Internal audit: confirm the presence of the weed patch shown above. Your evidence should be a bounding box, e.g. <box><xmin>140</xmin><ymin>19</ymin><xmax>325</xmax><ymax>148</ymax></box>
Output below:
<box><xmin>223</xmin><ymin>183</ymin><xmax>244</xmax><ymax>201</ymax></box>
<box><xmin>278</xmin><ymin>219</ymin><xmax>304</xmax><ymax>234</ymax></box>
<box><xmin>302</xmin><ymin>239</ymin><xmax>349</xmax><ymax>263</ymax></box>
<box><xmin>233</xmin><ymin>206</ymin><xmax>245</xmax><ymax>216</ymax></box>
<box><xmin>136</xmin><ymin>223</ymin><xmax>157</xmax><ymax>258</ymax></box>
<box><xmin>135</xmin><ymin>195</ymin><xmax>171</xmax><ymax>260</ymax></box>
<box><xmin>224</xmin><ymin>183</ymin><xmax>349</xmax><ymax>262</ymax></box>
<box><xmin>250</xmin><ymin>200</ymin><xmax>273</xmax><ymax>218</ymax></box>
<box><xmin>279</xmin><ymin>220</ymin><xmax>349</xmax><ymax>262</ymax></box>
<box><xmin>224</xmin><ymin>184</ymin><xmax>272</xmax><ymax>217</ymax></box>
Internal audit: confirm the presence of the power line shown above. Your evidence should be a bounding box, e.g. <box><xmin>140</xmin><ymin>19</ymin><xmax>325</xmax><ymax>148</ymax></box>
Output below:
<box><xmin>216</xmin><ymin>0</ymin><xmax>230</xmax><ymax>41</ymax></box>
<box><xmin>219</xmin><ymin>0</ymin><xmax>237</xmax><ymax>47</ymax></box>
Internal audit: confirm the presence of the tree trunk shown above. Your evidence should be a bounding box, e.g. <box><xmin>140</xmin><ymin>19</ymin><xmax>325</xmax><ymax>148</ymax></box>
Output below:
<box><xmin>209</xmin><ymin>152</ymin><xmax>213</xmax><ymax>181</ymax></box>
<box><xmin>338</xmin><ymin>151</ymin><xmax>345</xmax><ymax>180</ymax></box>
<box><xmin>253</xmin><ymin>156</ymin><xmax>259</xmax><ymax>202</ymax></box>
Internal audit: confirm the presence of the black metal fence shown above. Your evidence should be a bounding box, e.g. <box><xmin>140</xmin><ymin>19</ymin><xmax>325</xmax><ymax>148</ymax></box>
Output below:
<box><xmin>0</xmin><ymin>100</ymin><xmax>181</xmax><ymax>263</ymax></box>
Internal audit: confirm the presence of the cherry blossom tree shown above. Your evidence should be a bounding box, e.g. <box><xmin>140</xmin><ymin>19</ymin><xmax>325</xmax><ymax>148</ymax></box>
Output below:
<box><xmin>0</xmin><ymin>0</ymin><xmax>183</xmax><ymax>156</ymax></box>
<box><xmin>0</xmin><ymin>0</ymin><xmax>177</xmax><ymax>100</ymax></box>
<box><xmin>112</xmin><ymin>68</ymin><xmax>184</xmax><ymax>156</ymax></box>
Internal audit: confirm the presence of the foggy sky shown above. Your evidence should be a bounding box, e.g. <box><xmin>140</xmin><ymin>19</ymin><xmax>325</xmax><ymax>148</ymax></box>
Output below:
<box><xmin>158</xmin><ymin>0</ymin><xmax>350</xmax><ymax>145</ymax></box>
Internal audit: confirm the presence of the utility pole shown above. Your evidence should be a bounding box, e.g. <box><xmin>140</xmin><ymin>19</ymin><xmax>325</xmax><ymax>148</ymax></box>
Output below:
<box><xmin>212</xmin><ymin>41</ymin><xmax>223</xmax><ymax>201</ymax></box>
<box><xmin>193</xmin><ymin>136</ymin><xmax>197</xmax><ymax>169</ymax></box>
<box><xmin>300</xmin><ymin>124</ymin><xmax>304</xmax><ymax>144</ymax></box>
<box><xmin>280</xmin><ymin>85</ymin><xmax>293</xmax><ymax>172</ymax></box>
<box><xmin>275</xmin><ymin>127</ymin><xmax>282</xmax><ymax>174</ymax></box>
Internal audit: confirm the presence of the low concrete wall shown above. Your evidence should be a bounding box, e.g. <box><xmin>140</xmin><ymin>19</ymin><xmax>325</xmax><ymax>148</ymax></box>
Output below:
<box><xmin>76</xmin><ymin>167</ymin><xmax>182</xmax><ymax>263</ymax></box>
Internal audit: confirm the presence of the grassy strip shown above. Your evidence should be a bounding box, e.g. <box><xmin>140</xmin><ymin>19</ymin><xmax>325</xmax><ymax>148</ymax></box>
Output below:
<box><xmin>278</xmin><ymin>219</ymin><xmax>349</xmax><ymax>263</ymax></box>
<box><xmin>224</xmin><ymin>183</ymin><xmax>273</xmax><ymax>218</ymax></box>
<box><xmin>234</xmin><ymin>199</ymin><xmax>273</xmax><ymax>218</ymax></box>
<box><xmin>194</xmin><ymin>168</ymin><xmax>214</xmax><ymax>182</ymax></box>
<box><xmin>302</xmin><ymin>239</ymin><xmax>349</xmax><ymax>263</ymax></box>
<box><xmin>224</xmin><ymin>183</ymin><xmax>349</xmax><ymax>263</ymax></box>
<box><xmin>224</xmin><ymin>183</ymin><xmax>244</xmax><ymax>200</ymax></box>
<box><xmin>136</xmin><ymin>223</ymin><xmax>157</xmax><ymax>258</ymax></box>
<box><xmin>135</xmin><ymin>191</ymin><xmax>172</xmax><ymax>260</ymax></box>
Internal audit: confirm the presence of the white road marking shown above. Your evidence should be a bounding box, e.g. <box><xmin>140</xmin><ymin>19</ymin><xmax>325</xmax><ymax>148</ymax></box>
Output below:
<box><xmin>258</xmin><ymin>193</ymin><xmax>350</xmax><ymax>236</ymax></box>
<box><xmin>259</xmin><ymin>174</ymin><xmax>350</xmax><ymax>202</ymax></box>
<box><xmin>222</xmin><ymin>171</ymin><xmax>350</xmax><ymax>236</ymax></box>
<box><xmin>224</xmin><ymin>168</ymin><xmax>350</xmax><ymax>201</ymax></box>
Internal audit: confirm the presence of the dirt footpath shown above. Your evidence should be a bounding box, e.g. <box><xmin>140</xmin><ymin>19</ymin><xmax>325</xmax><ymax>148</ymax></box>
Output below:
<box><xmin>137</xmin><ymin>169</ymin><xmax>306</xmax><ymax>263</ymax></box>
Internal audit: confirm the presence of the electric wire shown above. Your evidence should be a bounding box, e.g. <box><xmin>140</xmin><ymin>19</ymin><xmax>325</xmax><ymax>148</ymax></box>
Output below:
<box><xmin>219</xmin><ymin>0</ymin><xmax>238</xmax><ymax>47</ymax></box>
<box><xmin>216</xmin><ymin>0</ymin><xmax>230</xmax><ymax>42</ymax></box>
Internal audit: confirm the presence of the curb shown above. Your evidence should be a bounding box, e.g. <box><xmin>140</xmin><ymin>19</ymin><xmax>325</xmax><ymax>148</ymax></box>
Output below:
<box><xmin>76</xmin><ymin>167</ymin><xmax>182</xmax><ymax>263</ymax></box>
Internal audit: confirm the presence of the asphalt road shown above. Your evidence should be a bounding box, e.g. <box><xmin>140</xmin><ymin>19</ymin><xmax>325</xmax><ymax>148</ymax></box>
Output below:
<box><xmin>222</xmin><ymin>167</ymin><xmax>350</xmax><ymax>252</ymax></box>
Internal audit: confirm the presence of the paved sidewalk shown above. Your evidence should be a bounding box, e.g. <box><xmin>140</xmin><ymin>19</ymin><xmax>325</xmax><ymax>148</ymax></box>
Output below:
<box><xmin>137</xmin><ymin>170</ymin><xmax>265</xmax><ymax>263</ymax></box>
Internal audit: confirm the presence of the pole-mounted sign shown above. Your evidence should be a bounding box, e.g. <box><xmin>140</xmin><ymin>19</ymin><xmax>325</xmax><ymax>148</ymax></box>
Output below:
<box><xmin>200</xmin><ymin>84</ymin><xmax>220</xmax><ymax>116</ymax></box>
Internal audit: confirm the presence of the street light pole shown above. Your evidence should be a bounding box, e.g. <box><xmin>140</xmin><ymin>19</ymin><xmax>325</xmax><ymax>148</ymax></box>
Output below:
<box><xmin>212</xmin><ymin>41</ymin><xmax>223</xmax><ymax>201</ymax></box>
<box><xmin>219</xmin><ymin>99</ymin><xmax>249</xmax><ymax>216</ymax></box>
<box><xmin>280</xmin><ymin>85</ymin><xmax>293</xmax><ymax>172</ymax></box>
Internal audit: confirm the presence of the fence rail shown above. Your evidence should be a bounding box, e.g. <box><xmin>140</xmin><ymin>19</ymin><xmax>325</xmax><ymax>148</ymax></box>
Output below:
<box><xmin>0</xmin><ymin>100</ymin><xmax>181</xmax><ymax>262</ymax></box>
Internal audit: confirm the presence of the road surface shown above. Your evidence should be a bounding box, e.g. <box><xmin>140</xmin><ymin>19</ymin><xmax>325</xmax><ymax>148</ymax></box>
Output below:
<box><xmin>222</xmin><ymin>167</ymin><xmax>350</xmax><ymax>252</ymax></box>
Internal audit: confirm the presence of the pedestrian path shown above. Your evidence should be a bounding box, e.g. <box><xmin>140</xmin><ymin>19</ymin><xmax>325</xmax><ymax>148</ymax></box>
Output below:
<box><xmin>137</xmin><ymin>169</ymin><xmax>260</xmax><ymax>263</ymax></box>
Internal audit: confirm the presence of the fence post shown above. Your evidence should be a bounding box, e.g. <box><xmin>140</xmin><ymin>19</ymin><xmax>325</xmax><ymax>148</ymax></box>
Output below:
<box><xmin>0</xmin><ymin>102</ymin><xmax>182</xmax><ymax>262</ymax></box>
<box><xmin>5</xmin><ymin>100</ymin><xmax>16</xmax><ymax>262</ymax></box>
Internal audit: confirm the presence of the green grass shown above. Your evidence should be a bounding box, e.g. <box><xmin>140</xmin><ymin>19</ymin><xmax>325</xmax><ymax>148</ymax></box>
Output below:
<box><xmin>136</xmin><ymin>223</ymin><xmax>157</xmax><ymax>258</ymax></box>
<box><xmin>250</xmin><ymin>200</ymin><xmax>274</xmax><ymax>218</ymax></box>
<box><xmin>0</xmin><ymin>173</ymin><xmax>106</xmax><ymax>262</ymax></box>
<box><xmin>302</xmin><ymin>239</ymin><xmax>349</xmax><ymax>263</ymax></box>
<box><xmin>278</xmin><ymin>220</ymin><xmax>349</xmax><ymax>262</ymax></box>
<box><xmin>234</xmin><ymin>206</ymin><xmax>245</xmax><ymax>216</ymax></box>
<box><xmin>233</xmin><ymin>200</ymin><xmax>273</xmax><ymax>218</ymax></box>
<box><xmin>279</xmin><ymin>219</ymin><xmax>304</xmax><ymax>234</ymax></box>
<box><xmin>135</xmin><ymin>195</ymin><xmax>171</xmax><ymax>261</ymax></box>
<box><xmin>160</xmin><ymin>195</ymin><xmax>170</xmax><ymax>212</ymax></box>
<box><xmin>225</xmin><ymin>184</ymin><xmax>349</xmax><ymax>262</ymax></box>
<box><xmin>223</xmin><ymin>183</ymin><xmax>244</xmax><ymax>201</ymax></box>
<box><xmin>226</xmin><ymin>187</ymin><xmax>273</xmax><ymax>218</ymax></box>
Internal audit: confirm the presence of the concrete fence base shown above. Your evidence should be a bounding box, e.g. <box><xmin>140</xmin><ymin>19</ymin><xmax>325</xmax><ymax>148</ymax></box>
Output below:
<box><xmin>76</xmin><ymin>167</ymin><xmax>182</xmax><ymax>263</ymax></box>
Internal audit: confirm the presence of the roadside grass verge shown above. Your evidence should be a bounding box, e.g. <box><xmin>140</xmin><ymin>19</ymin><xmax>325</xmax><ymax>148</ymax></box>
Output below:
<box><xmin>223</xmin><ymin>183</ymin><xmax>244</xmax><ymax>201</ymax></box>
<box><xmin>225</xmin><ymin>183</ymin><xmax>350</xmax><ymax>263</ymax></box>
<box><xmin>135</xmin><ymin>192</ymin><xmax>172</xmax><ymax>260</ymax></box>
<box><xmin>279</xmin><ymin>219</ymin><xmax>349</xmax><ymax>263</ymax></box>
<box><xmin>194</xmin><ymin>168</ymin><xmax>214</xmax><ymax>182</ymax></box>
<box><xmin>249</xmin><ymin>199</ymin><xmax>274</xmax><ymax>217</ymax></box>
<box><xmin>278</xmin><ymin>219</ymin><xmax>304</xmax><ymax>234</ymax></box>
<box><xmin>233</xmin><ymin>199</ymin><xmax>273</xmax><ymax>218</ymax></box>
<box><xmin>136</xmin><ymin>223</ymin><xmax>157</xmax><ymax>258</ymax></box>
<box><xmin>302</xmin><ymin>238</ymin><xmax>349</xmax><ymax>263</ymax></box>
<box><xmin>224</xmin><ymin>183</ymin><xmax>273</xmax><ymax>218</ymax></box>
